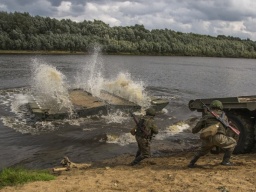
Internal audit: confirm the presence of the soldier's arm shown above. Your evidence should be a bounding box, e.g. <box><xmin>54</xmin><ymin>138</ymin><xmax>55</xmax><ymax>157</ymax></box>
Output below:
<box><xmin>151</xmin><ymin>123</ymin><xmax>158</xmax><ymax>134</ymax></box>
<box><xmin>148</xmin><ymin>119</ymin><xmax>158</xmax><ymax>134</ymax></box>
<box><xmin>192</xmin><ymin>117</ymin><xmax>206</xmax><ymax>134</ymax></box>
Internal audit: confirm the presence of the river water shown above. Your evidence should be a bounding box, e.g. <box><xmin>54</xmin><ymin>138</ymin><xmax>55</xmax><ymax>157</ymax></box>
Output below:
<box><xmin>1</xmin><ymin>52</ymin><xmax>256</xmax><ymax>170</ymax></box>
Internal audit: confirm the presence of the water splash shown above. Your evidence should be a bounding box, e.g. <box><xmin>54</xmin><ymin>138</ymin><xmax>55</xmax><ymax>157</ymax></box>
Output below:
<box><xmin>102</xmin><ymin>109</ymin><xmax>128</xmax><ymax>124</ymax></box>
<box><xmin>11</xmin><ymin>94</ymin><xmax>30</xmax><ymax>112</ymax></box>
<box><xmin>99</xmin><ymin>72</ymin><xmax>151</xmax><ymax>123</ymax></box>
<box><xmin>105</xmin><ymin>122</ymin><xmax>190</xmax><ymax>146</ymax></box>
<box><xmin>74</xmin><ymin>46</ymin><xmax>150</xmax><ymax>107</ymax></box>
<box><xmin>155</xmin><ymin>121</ymin><xmax>190</xmax><ymax>140</ymax></box>
<box><xmin>73</xmin><ymin>46</ymin><xmax>151</xmax><ymax>123</ymax></box>
<box><xmin>1</xmin><ymin>116</ymin><xmax>57</xmax><ymax>135</ymax></box>
<box><xmin>104</xmin><ymin>72</ymin><xmax>151</xmax><ymax>108</ymax></box>
<box><xmin>0</xmin><ymin>88</ymin><xmax>59</xmax><ymax>134</ymax></box>
<box><xmin>75</xmin><ymin>46</ymin><xmax>104</xmax><ymax>96</ymax></box>
<box><xmin>106</xmin><ymin>133</ymin><xmax>136</xmax><ymax>146</ymax></box>
<box><xmin>30</xmin><ymin>59</ymin><xmax>74</xmax><ymax>116</ymax></box>
<box><xmin>7</xmin><ymin>47</ymin><xmax>151</xmax><ymax>127</ymax></box>
<box><xmin>0</xmin><ymin>49</ymin><xmax>156</xmax><ymax>135</ymax></box>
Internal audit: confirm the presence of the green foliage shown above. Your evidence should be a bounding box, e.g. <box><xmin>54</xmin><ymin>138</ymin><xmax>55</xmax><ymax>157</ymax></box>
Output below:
<box><xmin>0</xmin><ymin>11</ymin><xmax>256</xmax><ymax>58</ymax></box>
<box><xmin>0</xmin><ymin>167</ymin><xmax>55</xmax><ymax>188</ymax></box>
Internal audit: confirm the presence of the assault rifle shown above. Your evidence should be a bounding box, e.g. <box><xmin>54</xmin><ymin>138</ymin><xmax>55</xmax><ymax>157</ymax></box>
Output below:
<box><xmin>130</xmin><ymin>112</ymin><xmax>153</xmax><ymax>140</ymax></box>
<box><xmin>200</xmin><ymin>100</ymin><xmax>240</xmax><ymax>135</ymax></box>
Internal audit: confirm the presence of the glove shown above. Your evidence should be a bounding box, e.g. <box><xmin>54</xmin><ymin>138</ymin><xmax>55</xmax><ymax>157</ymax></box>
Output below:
<box><xmin>130</xmin><ymin>127</ymin><xmax>136</xmax><ymax>136</ymax></box>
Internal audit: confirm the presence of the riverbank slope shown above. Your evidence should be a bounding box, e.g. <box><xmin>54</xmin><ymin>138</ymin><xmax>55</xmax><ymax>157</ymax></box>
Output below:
<box><xmin>1</xmin><ymin>151</ymin><xmax>256</xmax><ymax>192</ymax></box>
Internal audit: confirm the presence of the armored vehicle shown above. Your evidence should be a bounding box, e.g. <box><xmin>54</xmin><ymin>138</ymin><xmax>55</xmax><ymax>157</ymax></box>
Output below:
<box><xmin>189</xmin><ymin>96</ymin><xmax>256</xmax><ymax>154</ymax></box>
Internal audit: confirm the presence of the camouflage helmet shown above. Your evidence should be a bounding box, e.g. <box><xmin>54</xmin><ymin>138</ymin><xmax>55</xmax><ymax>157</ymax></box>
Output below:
<box><xmin>146</xmin><ymin>108</ymin><xmax>156</xmax><ymax>116</ymax></box>
<box><xmin>210</xmin><ymin>100</ymin><xmax>223</xmax><ymax>110</ymax></box>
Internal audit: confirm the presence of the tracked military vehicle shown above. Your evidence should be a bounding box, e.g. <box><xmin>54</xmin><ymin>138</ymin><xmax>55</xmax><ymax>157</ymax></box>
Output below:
<box><xmin>189</xmin><ymin>96</ymin><xmax>256</xmax><ymax>154</ymax></box>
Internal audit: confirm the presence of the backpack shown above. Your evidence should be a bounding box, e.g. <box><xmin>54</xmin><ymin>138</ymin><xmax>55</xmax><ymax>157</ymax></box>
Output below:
<box><xmin>137</xmin><ymin>118</ymin><xmax>151</xmax><ymax>139</ymax></box>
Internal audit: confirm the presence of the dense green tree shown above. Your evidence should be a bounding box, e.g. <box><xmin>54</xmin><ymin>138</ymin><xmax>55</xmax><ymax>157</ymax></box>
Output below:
<box><xmin>0</xmin><ymin>11</ymin><xmax>256</xmax><ymax>58</ymax></box>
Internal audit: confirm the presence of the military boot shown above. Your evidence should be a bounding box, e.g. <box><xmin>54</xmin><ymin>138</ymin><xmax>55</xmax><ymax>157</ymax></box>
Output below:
<box><xmin>188</xmin><ymin>155</ymin><xmax>200</xmax><ymax>168</ymax></box>
<box><xmin>129</xmin><ymin>156</ymin><xmax>145</xmax><ymax>166</ymax></box>
<box><xmin>135</xmin><ymin>151</ymin><xmax>141</xmax><ymax>158</ymax></box>
<box><xmin>221</xmin><ymin>150</ymin><xmax>233</xmax><ymax>166</ymax></box>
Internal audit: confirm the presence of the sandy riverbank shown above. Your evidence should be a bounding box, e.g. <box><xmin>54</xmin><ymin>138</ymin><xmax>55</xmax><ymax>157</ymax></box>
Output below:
<box><xmin>1</xmin><ymin>150</ymin><xmax>256</xmax><ymax>192</ymax></box>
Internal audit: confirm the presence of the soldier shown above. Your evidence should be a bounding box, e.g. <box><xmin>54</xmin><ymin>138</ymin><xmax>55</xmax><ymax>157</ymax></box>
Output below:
<box><xmin>129</xmin><ymin>108</ymin><xmax>159</xmax><ymax>166</ymax></box>
<box><xmin>188</xmin><ymin>100</ymin><xmax>237</xmax><ymax>168</ymax></box>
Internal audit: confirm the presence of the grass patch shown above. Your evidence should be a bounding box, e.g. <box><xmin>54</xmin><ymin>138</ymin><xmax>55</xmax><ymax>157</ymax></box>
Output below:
<box><xmin>0</xmin><ymin>167</ymin><xmax>55</xmax><ymax>188</ymax></box>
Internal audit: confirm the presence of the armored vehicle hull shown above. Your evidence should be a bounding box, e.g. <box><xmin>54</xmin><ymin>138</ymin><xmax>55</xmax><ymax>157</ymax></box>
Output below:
<box><xmin>28</xmin><ymin>89</ymin><xmax>169</xmax><ymax>121</ymax></box>
<box><xmin>189</xmin><ymin>96</ymin><xmax>256</xmax><ymax>154</ymax></box>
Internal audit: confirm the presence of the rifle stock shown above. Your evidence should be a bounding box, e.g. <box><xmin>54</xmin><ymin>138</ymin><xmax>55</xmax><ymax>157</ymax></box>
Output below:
<box><xmin>200</xmin><ymin>100</ymin><xmax>240</xmax><ymax>135</ymax></box>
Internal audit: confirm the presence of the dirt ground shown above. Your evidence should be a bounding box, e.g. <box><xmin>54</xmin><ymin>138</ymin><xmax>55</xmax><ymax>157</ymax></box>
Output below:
<box><xmin>1</xmin><ymin>150</ymin><xmax>256</xmax><ymax>192</ymax></box>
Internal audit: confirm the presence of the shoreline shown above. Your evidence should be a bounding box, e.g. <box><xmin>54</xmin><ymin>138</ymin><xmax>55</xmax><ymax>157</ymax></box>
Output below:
<box><xmin>1</xmin><ymin>50</ymin><xmax>255</xmax><ymax>59</ymax></box>
<box><xmin>1</xmin><ymin>151</ymin><xmax>256</xmax><ymax>192</ymax></box>
<box><xmin>0</xmin><ymin>50</ymin><xmax>88</xmax><ymax>55</ymax></box>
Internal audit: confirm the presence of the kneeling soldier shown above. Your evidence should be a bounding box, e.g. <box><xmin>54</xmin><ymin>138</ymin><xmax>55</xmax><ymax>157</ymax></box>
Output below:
<box><xmin>188</xmin><ymin>100</ymin><xmax>237</xmax><ymax>168</ymax></box>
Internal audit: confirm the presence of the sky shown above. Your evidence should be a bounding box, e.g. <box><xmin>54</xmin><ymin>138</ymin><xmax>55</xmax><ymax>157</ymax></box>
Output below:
<box><xmin>1</xmin><ymin>0</ymin><xmax>256</xmax><ymax>41</ymax></box>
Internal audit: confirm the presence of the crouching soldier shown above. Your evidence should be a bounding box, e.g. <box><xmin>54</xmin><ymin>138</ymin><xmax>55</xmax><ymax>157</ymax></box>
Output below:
<box><xmin>188</xmin><ymin>100</ymin><xmax>237</xmax><ymax>168</ymax></box>
<box><xmin>130</xmin><ymin>108</ymin><xmax>159</xmax><ymax>166</ymax></box>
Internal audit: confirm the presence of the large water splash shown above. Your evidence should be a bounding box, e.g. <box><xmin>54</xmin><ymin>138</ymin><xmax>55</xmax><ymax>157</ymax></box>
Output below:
<box><xmin>104</xmin><ymin>72</ymin><xmax>151</xmax><ymax>108</ymax></box>
<box><xmin>75</xmin><ymin>46</ymin><xmax>150</xmax><ymax>109</ymax></box>
<box><xmin>28</xmin><ymin>47</ymin><xmax>150</xmax><ymax>122</ymax></box>
<box><xmin>30</xmin><ymin>59</ymin><xmax>74</xmax><ymax>116</ymax></box>
<box><xmin>106</xmin><ymin>121</ymin><xmax>191</xmax><ymax>146</ymax></box>
<box><xmin>75</xmin><ymin>46</ymin><xmax>104</xmax><ymax>96</ymax></box>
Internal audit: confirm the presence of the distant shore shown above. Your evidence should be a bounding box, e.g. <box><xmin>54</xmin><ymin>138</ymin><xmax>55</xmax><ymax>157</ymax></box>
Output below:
<box><xmin>0</xmin><ymin>50</ymin><xmax>88</xmax><ymax>55</ymax></box>
<box><xmin>1</xmin><ymin>50</ymin><xmax>255</xmax><ymax>58</ymax></box>
<box><xmin>0</xmin><ymin>50</ymin><xmax>141</xmax><ymax>56</ymax></box>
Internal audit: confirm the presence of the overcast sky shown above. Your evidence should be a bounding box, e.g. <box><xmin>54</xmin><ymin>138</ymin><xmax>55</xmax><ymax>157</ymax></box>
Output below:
<box><xmin>1</xmin><ymin>0</ymin><xmax>256</xmax><ymax>41</ymax></box>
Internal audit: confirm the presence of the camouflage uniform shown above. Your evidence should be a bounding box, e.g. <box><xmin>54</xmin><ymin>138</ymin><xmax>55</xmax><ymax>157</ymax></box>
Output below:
<box><xmin>188</xmin><ymin>102</ymin><xmax>237</xmax><ymax>167</ymax></box>
<box><xmin>130</xmin><ymin>109</ymin><xmax>158</xmax><ymax>166</ymax></box>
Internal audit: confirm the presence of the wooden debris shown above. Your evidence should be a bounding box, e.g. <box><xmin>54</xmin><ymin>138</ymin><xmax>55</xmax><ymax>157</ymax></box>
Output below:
<box><xmin>52</xmin><ymin>156</ymin><xmax>91</xmax><ymax>172</ymax></box>
<box><xmin>52</xmin><ymin>167</ymin><xmax>70</xmax><ymax>172</ymax></box>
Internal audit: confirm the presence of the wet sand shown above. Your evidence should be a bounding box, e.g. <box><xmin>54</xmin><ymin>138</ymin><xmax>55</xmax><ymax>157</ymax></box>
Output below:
<box><xmin>2</xmin><ymin>150</ymin><xmax>256</xmax><ymax>192</ymax></box>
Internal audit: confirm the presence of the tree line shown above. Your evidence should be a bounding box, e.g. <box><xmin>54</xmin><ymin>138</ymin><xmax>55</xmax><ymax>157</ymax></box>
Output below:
<box><xmin>1</xmin><ymin>11</ymin><xmax>256</xmax><ymax>58</ymax></box>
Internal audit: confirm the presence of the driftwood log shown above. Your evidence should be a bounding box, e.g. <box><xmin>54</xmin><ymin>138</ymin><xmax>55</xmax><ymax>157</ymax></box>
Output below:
<box><xmin>52</xmin><ymin>156</ymin><xmax>91</xmax><ymax>172</ymax></box>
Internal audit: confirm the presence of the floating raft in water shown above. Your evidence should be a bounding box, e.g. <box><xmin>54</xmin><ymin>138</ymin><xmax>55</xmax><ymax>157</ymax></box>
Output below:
<box><xmin>28</xmin><ymin>89</ymin><xmax>169</xmax><ymax>120</ymax></box>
